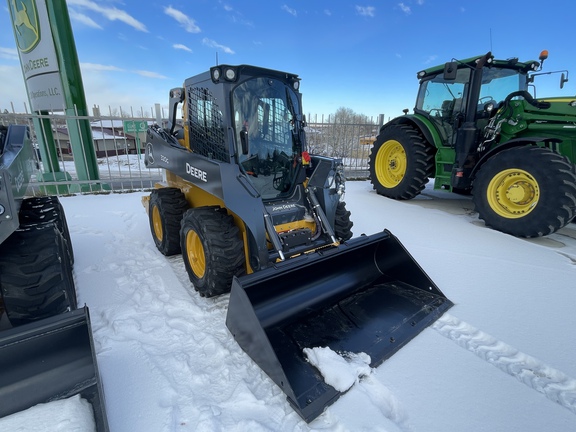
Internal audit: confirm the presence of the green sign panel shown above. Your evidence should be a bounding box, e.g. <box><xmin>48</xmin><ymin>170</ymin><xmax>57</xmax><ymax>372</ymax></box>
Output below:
<box><xmin>123</xmin><ymin>120</ymin><xmax>148</xmax><ymax>133</ymax></box>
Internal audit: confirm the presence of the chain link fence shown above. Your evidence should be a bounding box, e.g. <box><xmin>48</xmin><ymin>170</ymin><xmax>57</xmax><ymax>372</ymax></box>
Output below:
<box><xmin>1</xmin><ymin>109</ymin><xmax>382</xmax><ymax>196</ymax></box>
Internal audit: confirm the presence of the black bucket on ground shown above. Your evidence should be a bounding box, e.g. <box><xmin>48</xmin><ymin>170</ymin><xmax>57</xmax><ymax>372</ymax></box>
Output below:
<box><xmin>226</xmin><ymin>230</ymin><xmax>453</xmax><ymax>422</ymax></box>
<box><xmin>0</xmin><ymin>307</ymin><xmax>109</xmax><ymax>431</ymax></box>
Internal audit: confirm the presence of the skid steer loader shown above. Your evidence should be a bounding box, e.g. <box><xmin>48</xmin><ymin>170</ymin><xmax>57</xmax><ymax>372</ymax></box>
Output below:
<box><xmin>0</xmin><ymin>125</ymin><xmax>108</xmax><ymax>431</ymax></box>
<box><xmin>142</xmin><ymin>64</ymin><xmax>452</xmax><ymax>421</ymax></box>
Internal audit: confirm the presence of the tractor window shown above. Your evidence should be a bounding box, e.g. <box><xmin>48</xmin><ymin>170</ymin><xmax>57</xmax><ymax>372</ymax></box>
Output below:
<box><xmin>416</xmin><ymin>68</ymin><xmax>469</xmax><ymax>116</ymax></box>
<box><xmin>232</xmin><ymin>77</ymin><xmax>302</xmax><ymax>200</ymax></box>
<box><xmin>479</xmin><ymin>68</ymin><xmax>525</xmax><ymax>107</ymax></box>
<box><xmin>416</xmin><ymin>68</ymin><xmax>470</xmax><ymax>145</ymax></box>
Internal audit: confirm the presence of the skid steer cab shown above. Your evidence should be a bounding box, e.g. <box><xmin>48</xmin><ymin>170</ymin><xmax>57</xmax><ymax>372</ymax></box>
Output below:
<box><xmin>142</xmin><ymin>64</ymin><xmax>452</xmax><ymax>421</ymax></box>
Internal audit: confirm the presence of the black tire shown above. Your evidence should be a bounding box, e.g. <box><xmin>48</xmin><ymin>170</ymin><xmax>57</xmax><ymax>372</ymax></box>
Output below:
<box><xmin>180</xmin><ymin>207</ymin><xmax>245</xmax><ymax>297</ymax></box>
<box><xmin>369</xmin><ymin>124</ymin><xmax>435</xmax><ymax>200</ymax></box>
<box><xmin>19</xmin><ymin>196</ymin><xmax>74</xmax><ymax>265</ymax></box>
<box><xmin>473</xmin><ymin>146</ymin><xmax>576</xmax><ymax>237</ymax></box>
<box><xmin>149</xmin><ymin>188</ymin><xmax>189</xmax><ymax>256</ymax></box>
<box><xmin>334</xmin><ymin>201</ymin><xmax>353</xmax><ymax>241</ymax></box>
<box><xmin>0</xmin><ymin>223</ymin><xmax>76</xmax><ymax>326</ymax></box>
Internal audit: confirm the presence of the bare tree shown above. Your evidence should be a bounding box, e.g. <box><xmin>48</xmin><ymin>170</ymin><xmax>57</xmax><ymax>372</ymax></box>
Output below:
<box><xmin>309</xmin><ymin>107</ymin><xmax>376</xmax><ymax>164</ymax></box>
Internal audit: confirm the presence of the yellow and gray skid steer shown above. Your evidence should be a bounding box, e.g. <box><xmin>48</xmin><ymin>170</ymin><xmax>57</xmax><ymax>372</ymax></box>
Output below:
<box><xmin>143</xmin><ymin>65</ymin><xmax>452</xmax><ymax>422</ymax></box>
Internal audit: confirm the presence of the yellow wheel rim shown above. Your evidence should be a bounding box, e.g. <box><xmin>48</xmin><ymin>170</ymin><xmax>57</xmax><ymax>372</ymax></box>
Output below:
<box><xmin>152</xmin><ymin>206</ymin><xmax>163</xmax><ymax>241</ymax></box>
<box><xmin>374</xmin><ymin>140</ymin><xmax>407</xmax><ymax>188</ymax></box>
<box><xmin>487</xmin><ymin>169</ymin><xmax>539</xmax><ymax>219</ymax></box>
<box><xmin>186</xmin><ymin>230</ymin><xmax>206</xmax><ymax>278</ymax></box>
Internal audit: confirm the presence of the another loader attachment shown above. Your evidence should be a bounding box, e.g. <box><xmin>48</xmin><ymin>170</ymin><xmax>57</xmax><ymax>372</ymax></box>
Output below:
<box><xmin>226</xmin><ymin>230</ymin><xmax>452</xmax><ymax>422</ymax></box>
<box><xmin>0</xmin><ymin>307</ymin><xmax>109</xmax><ymax>432</ymax></box>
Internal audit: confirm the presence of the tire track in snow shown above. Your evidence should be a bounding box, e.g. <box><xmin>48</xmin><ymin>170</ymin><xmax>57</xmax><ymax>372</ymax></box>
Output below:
<box><xmin>91</xmin><ymin>227</ymin><xmax>306</xmax><ymax>431</ymax></box>
<box><xmin>433</xmin><ymin>313</ymin><xmax>576</xmax><ymax>415</ymax></box>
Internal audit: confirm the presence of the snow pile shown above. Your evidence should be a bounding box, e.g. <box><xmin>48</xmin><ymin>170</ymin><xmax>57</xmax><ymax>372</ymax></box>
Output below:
<box><xmin>304</xmin><ymin>347</ymin><xmax>371</xmax><ymax>392</ymax></box>
<box><xmin>0</xmin><ymin>395</ymin><xmax>96</xmax><ymax>432</ymax></box>
<box><xmin>304</xmin><ymin>347</ymin><xmax>411</xmax><ymax>430</ymax></box>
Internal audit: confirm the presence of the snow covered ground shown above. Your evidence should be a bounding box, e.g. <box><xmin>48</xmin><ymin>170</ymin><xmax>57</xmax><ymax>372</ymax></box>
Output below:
<box><xmin>53</xmin><ymin>180</ymin><xmax>576</xmax><ymax>431</ymax></box>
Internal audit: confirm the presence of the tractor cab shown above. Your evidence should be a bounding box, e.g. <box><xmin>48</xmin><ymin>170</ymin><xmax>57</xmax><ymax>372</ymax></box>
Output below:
<box><xmin>414</xmin><ymin>53</ymin><xmax>533</xmax><ymax>148</ymax></box>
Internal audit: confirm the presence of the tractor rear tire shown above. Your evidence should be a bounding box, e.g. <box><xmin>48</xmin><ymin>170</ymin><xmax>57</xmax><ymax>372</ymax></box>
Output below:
<box><xmin>473</xmin><ymin>146</ymin><xmax>576</xmax><ymax>237</ymax></box>
<box><xmin>369</xmin><ymin>124</ymin><xmax>435</xmax><ymax>200</ymax></box>
<box><xmin>180</xmin><ymin>206</ymin><xmax>245</xmax><ymax>297</ymax></box>
<box><xmin>334</xmin><ymin>201</ymin><xmax>353</xmax><ymax>241</ymax></box>
<box><xmin>0</xmin><ymin>223</ymin><xmax>76</xmax><ymax>326</ymax></box>
<box><xmin>149</xmin><ymin>188</ymin><xmax>189</xmax><ymax>256</ymax></box>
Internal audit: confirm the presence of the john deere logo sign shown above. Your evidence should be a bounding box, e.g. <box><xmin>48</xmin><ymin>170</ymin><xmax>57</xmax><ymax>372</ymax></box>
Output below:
<box><xmin>8</xmin><ymin>0</ymin><xmax>65</xmax><ymax>111</ymax></box>
<box><xmin>9</xmin><ymin>0</ymin><xmax>40</xmax><ymax>53</ymax></box>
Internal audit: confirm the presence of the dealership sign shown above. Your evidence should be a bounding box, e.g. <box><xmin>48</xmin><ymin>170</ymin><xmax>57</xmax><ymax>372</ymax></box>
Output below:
<box><xmin>8</xmin><ymin>0</ymin><xmax>65</xmax><ymax>111</ymax></box>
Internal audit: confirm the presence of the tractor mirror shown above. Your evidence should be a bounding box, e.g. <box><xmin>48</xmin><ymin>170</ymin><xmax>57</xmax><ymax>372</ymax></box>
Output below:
<box><xmin>561</xmin><ymin>72</ymin><xmax>569</xmax><ymax>89</ymax></box>
<box><xmin>443</xmin><ymin>62</ymin><xmax>458</xmax><ymax>80</ymax></box>
<box><xmin>240</xmin><ymin>128</ymin><xmax>249</xmax><ymax>155</ymax></box>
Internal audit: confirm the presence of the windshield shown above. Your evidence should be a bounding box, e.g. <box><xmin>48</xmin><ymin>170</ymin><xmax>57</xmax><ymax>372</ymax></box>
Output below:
<box><xmin>478</xmin><ymin>67</ymin><xmax>526</xmax><ymax>103</ymax></box>
<box><xmin>232</xmin><ymin>77</ymin><xmax>303</xmax><ymax>200</ymax></box>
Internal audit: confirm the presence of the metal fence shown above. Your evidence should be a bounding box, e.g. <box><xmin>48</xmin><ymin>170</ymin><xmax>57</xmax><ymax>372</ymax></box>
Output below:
<box><xmin>1</xmin><ymin>109</ymin><xmax>382</xmax><ymax>196</ymax></box>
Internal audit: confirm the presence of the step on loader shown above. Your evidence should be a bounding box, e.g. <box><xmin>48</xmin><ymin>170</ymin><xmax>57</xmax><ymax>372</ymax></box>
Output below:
<box><xmin>0</xmin><ymin>125</ymin><xmax>108</xmax><ymax>431</ymax></box>
<box><xmin>142</xmin><ymin>65</ymin><xmax>453</xmax><ymax>421</ymax></box>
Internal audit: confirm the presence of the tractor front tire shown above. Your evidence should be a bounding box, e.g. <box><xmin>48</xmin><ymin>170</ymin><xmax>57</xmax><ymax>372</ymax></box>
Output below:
<box><xmin>180</xmin><ymin>207</ymin><xmax>245</xmax><ymax>297</ymax></box>
<box><xmin>0</xmin><ymin>223</ymin><xmax>76</xmax><ymax>326</ymax></box>
<box><xmin>334</xmin><ymin>201</ymin><xmax>353</xmax><ymax>241</ymax></box>
<box><xmin>149</xmin><ymin>188</ymin><xmax>189</xmax><ymax>256</ymax></box>
<box><xmin>369</xmin><ymin>124</ymin><xmax>435</xmax><ymax>200</ymax></box>
<box><xmin>473</xmin><ymin>146</ymin><xmax>576</xmax><ymax>237</ymax></box>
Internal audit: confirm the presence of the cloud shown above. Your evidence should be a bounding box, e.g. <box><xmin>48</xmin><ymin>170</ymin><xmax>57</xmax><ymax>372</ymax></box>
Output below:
<box><xmin>0</xmin><ymin>47</ymin><xmax>19</xmax><ymax>60</ymax></box>
<box><xmin>67</xmin><ymin>0</ymin><xmax>148</xmax><ymax>32</ymax></box>
<box><xmin>423</xmin><ymin>55</ymin><xmax>438</xmax><ymax>65</ymax></box>
<box><xmin>81</xmin><ymin>63</ymin><xmax>124</xmax><ymax>72</ymax></box>
<box><xmin>133</xmin><ymin>70</ymin><xmax>168</xmax><ymax>79</ymax></box>
<box><xmin>202</xmin><ymin>38</ymin><xmax>235</xmax><ymax>55</ymax></box>
<box><xmin>324</xmin><ymin>9</ymin><xmax>332</xmax><ymax>16</ymax></box>
<box><xmin>398</xmin><ymin>3</ymin><xmax>411</xmax><ymax>14</ymax></box>
<box><xmin>173</xmin><ymin>44</ymin><xmax>192</xmax><ymax>53</ymax></box>
<box><xmin>68</xmin><ymin>9</ymin><xmax>103</xmax><ymax>29</ymax></box>
<box><xmin>356</xmin><ymin>6</ymin><xmax>375</xmax><ymax>17</ymax></box>
<box><xmin>80</xmin><ymin>63</ymin><xmax>167</xmax><ymax>79</ymax></box>
<box><xmin>164</xmin><ymin>6</ymin><xmax>201</xmax><ymax>33</ymax></box>
<box><xmin>282</xmin><ymin>5</ymin><xmax>297</xmax><ymax>17</ymax></box>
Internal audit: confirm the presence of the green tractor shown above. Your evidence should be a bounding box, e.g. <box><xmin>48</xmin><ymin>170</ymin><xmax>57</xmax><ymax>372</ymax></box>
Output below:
<box><xmin>369</xmin><ymin>51</ymin><xmax>576</xmax><ymax>237</ymax></box>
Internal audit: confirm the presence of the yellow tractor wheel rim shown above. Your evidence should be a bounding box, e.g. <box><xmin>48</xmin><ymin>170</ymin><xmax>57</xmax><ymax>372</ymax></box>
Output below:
<box><xmin>152</xmin><ymin>206</ymin><xmax>163</xmax><ymax>241</ymax></box>
<box><xmin>186</xmin><ymin>230</ymin><xmax>206</xmax><ymax>278</ymax></box>
<box><xmin>487</xmin><ymin>168</ymin><xmax>539</xmax><ymax>219</ymax></box>
<box><xmin>374</xmin><ymin>140</ymin><xmax>407</xmax><ymax>188</ymax></box>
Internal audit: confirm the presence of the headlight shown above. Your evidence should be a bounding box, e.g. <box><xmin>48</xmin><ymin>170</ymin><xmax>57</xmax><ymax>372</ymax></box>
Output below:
<box><xmin>212</xmin><ymin>68</ymin><xmax>221</xmax><ymax>81</ymax></box>
<box><xmin>224</xmin><ymin>68</ymin><xmax>236</xmax><ymax>81</ymax></box>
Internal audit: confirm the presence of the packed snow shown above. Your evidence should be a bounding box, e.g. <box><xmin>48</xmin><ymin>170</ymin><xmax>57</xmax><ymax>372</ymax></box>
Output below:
<box><xmin>0</xmin><ymin>395</ymin><xmax>95</xmax><ymax>432</ymax></box>
<box><xmin>12</xmin><ymin>180</ymin><xmax>576</xmax><ymax>431</ymax></box>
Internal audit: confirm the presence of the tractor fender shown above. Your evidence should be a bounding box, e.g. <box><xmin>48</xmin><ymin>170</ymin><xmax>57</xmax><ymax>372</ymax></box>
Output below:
<box><xmin>380</xmin><ymin>114</ymin><xmax>444</xmax><ymax>149</ymax></box>
<box><xmin>471</xmin><ymin>136</ymin><xmax>563</xmax><ymax>179</ymax></box>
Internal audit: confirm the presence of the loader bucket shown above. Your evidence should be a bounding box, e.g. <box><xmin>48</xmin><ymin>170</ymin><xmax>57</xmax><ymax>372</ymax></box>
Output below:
<box><xmin>0</xmin><ymin>307</ymin><xmax>109</xmax><ymax>432</ymax></box>
<box><xmin>226</xmin><ymin>230</ymin><xmax>453</xmax><ymax>422</ymax></box>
